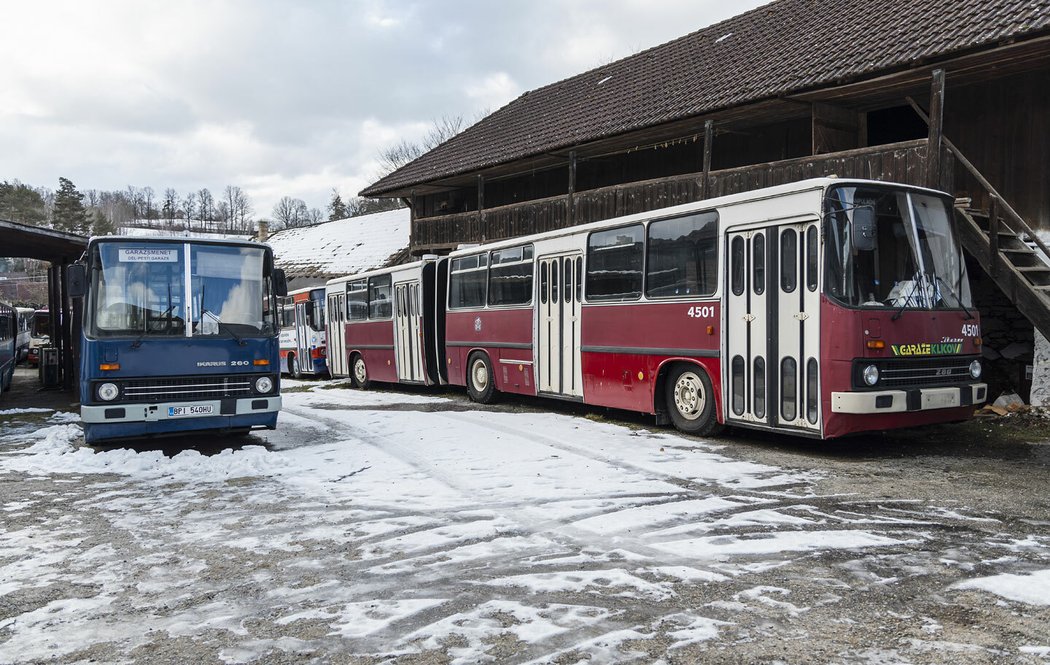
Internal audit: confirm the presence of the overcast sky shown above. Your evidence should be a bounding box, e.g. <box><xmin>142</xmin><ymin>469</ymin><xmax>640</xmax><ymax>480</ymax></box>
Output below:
<box><xmin>0</xmin><ymin>0</ymin><xmax>766</xmax><ymax>218</ymax></box>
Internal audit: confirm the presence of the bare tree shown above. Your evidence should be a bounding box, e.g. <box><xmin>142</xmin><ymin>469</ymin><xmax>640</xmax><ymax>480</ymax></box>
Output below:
<box><xmin>181</xmin><ymin>193</ymin><xmax>196</xmax><ymax>228</ymax></box>
<box><xmin>223</xmin><ymin>185</ymin><xmax>253</xmax><ymax>232</ymax></box>
<box><xmin>346</xmin><ymin>196</ymin><xmax>402</xmax><ymax>217</ymax></box>
<box><xmin>216</xmin><ymin>201</ymin><xmax>231</xmax><ymax>230</ymax></box>
<box><xmin>142</xmin><ymin>186</ymin><xmax>155</xmax><ymax>221</ymax></box>
<box><xmin>272</xmin><ymin>196</ymin><xmax>311</xmax><ymax>229</ymax></box>
<box><xmin>162</xmin><ymin>188</ymin><xmax>179</xmax><ymax>226</ymax></box>
<box><xmin>306</xmin><ymin>207</ymin><xmax>323</xmax><ymax>225</ymax></box>
<box><xmin>196</xmin><ymin>188</ymin><xmax>214</xmax><ymax>225</ymax></box>
<box><xmin>377</xmin><ymin>114</ymin><xmax>467</xmax><ymax>176</ymax></box>
<box><xmin>125</xmin><ymin>186</ymin><xmax>143</xmax><ymax>221</ymax></box>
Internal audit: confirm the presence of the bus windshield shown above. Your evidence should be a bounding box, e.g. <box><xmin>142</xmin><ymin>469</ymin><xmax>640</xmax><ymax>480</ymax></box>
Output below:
<box><xmin>87</xmin><ymin>242</ymin><xmax>277</xmax><ymax>338</ymax></box>
<box><xmin>823</xmin><ymin>185</ymin><xmax>972</xmax><ymax>310</ymax></box>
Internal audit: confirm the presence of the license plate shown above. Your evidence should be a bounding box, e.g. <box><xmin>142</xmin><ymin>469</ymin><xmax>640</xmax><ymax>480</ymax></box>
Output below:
<box><xmin>922</xmin><ymin>391</ymin><xmax>958</xmax><ymax>410</ymax></box>
<box><xmin>168</xmin><ymin>404</ymin><xmax>214</xmax><ymax>417</ymax></box>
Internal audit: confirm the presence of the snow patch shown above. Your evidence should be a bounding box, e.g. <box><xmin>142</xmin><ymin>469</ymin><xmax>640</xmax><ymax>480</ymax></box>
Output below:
<box><xmin>953</xmin><ymin>569</ymin><xmax>1050</xmax><ymax>605</ymax></box>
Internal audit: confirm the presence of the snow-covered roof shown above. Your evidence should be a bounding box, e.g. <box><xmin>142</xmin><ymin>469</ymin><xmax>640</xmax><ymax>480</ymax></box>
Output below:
<box><xmin>266</xmin><ymin>208</ymin><xmax>410</xmax><ymax>283</ymax></box>
<box><xmin>117</xmin><ymin>227</ymin><xmax>253</xmax><ymax>241</ymax></box>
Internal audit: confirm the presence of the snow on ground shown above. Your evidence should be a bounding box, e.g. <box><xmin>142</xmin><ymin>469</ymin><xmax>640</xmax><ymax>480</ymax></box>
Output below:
<box><xmin>0</xmin><ymin>383</ymin><xmax>1048</xmax><ymax>662</ymax></box>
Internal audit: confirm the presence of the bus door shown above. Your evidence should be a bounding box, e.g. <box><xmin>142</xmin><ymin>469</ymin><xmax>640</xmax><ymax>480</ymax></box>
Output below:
<box><xmin>327</xmin><ymin>293</ymin><xmax>346</xmax><ymax>377</ymax></box>
<box><xmin>394</xmin><ymin>280</ymin><xmax>424</xmax><ymax>382</ymax></box>
<box><xmin>295</xmin><ymin>301</ymin><xmax>311</xmax><ymax>370</ymax></box>
<box><xmin>725</xmin><ymin>222</ymin><xmax>821</xmax><ymax>433</ymax></box>
<box><xmin>537</xmin><ymin>253</ymin><xmax>583</xmax><ymax>397</ymax></box>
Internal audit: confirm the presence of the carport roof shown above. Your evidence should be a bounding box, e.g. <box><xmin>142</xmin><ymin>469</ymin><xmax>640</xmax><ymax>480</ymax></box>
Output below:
<box><xmin>0</xmin><ymin>218</ymin><xmax>88</xmax><ymax>262</ymax></box>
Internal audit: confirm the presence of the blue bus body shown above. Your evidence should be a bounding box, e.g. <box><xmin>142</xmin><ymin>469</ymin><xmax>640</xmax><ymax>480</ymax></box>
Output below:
<box><xmin>77</xmin><ymin>237</ymin><xmax>285</xmax><ymax>444</ymax></box>
<box><xmin>0</xmin><ymin>302</ymin><xmax>14</xmax><ymax>394</ymax></box>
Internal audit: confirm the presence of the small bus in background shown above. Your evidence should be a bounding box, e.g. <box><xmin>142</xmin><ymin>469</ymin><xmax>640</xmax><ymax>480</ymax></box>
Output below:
<box><xmin>26</xmin><ymin>309</ymin><xmax>50</xmax><ymax>367</ymax></box>
<box><xmin>68</xmin><ymin>237</ymin><xmax>288</xmax><ymax>444</ymax></box>
<box><xmin>279</xmin><ymin>286</ymin><xmax>328</xmax><ymax>378</ymax></box>
<box><xmin>325</xmin><ymin>178</ymin><xmax>986</xmax><ymax>440</ymax></box>
<box><xmin>15</xmin><ymin>307</ymin><xmax>33</xmax><ymax>363</ymax></box>
<box><xmin>325</xmin><ymin>259</ymin><xmax>441</xmax><ymax>387</ymax></box>
<box><xmin>0</xmin><ymin>302</ymin><xmax>14</xmax><ymax>393</ymax></box>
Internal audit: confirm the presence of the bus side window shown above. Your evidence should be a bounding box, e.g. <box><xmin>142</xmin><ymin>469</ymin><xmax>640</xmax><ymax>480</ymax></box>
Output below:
<box><xmin>369</xmin><ymin>274</ymin><xmax>392</xmax><ymax>319</ymax></box>
<box><xmin>449</xmin><ymin>254</ymin><xmax>488</xmax><ymax>309</ymax></box>
<box><xmin>646</xmin><ymin>211</ymin><xmax>718</xmax><ymax>298</ymax></box>
<box><xmin>586</xmin><ymin>224</ymin><xmax>644</xmax><ymax>301</ymax></box>
<box><xmin>347</xmin><ymin>280</ymin><xmax>367</xmax><ymax>321</ymax></box>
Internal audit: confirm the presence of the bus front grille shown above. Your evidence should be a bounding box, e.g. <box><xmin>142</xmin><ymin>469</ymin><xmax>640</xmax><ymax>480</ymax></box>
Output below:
<box><xmin>120</xmin><ymin>375</ymin><xmax>256</xmax><ymax>402</ymax></box>
<box><xmin>874</xmin><ymin>358</ymin><xmax>975</xmax><ymax>389</ymax></box>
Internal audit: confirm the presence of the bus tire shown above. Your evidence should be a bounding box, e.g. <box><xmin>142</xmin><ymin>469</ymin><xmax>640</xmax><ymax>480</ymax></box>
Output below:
<box><xmin>665</xmin><ymin>364</ymin><xmax>721</xmax><ymax>437</ymax></box>
<box><xmin>290</xmin><ymin>354</ymin><xmax>302</xmax><ymax>379</ymax></box>
<box><xmin>351</xmin><ymin>353</ymin><xmax>370</xmax><ymax>390</ymax></box>
<box><xmin>466</xmin><ymin>352</ymin><xmax>498</xmax><ymax>404</ymax></box>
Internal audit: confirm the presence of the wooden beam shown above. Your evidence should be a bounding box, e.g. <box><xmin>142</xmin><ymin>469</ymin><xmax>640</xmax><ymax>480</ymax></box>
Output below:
<box><xmin>567</xmin><ymin>150</ymin><xmax>577</xmax><ymax>225</ymax></box>
<box><xmin>989</xmin><ymin>195</ymin><xmax>1000</xmax><ymax>278</ymax></box>
<box><xmin>926</xmin><ymin>69</ymin><xmax>945</xmax><ymax>189</ymax></box>
<box><xmin>701</xmin><ymin>120</ymin><xmax>714</xmax><ymax>199</ymax></box>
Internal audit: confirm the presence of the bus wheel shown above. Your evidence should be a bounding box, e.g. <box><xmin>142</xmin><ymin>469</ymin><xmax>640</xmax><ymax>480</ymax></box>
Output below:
<box><xmin>290</xmin><ymin>354</ymin><xmax>302</xmax><ymax>379</ymax></box>
<box><xmin>665</xmin><ymin>364</ymin><xmax>720</xmax><ymax>436</ymax></box>
<box><xmin>466</xmin><ymin>352</ymin><xmax>498</xmax><ymax>404</ymax></box>
<box><xmin>352</xmin><ymin>354</ymin><xmax>370</xmax><ymax>390</ymax></box>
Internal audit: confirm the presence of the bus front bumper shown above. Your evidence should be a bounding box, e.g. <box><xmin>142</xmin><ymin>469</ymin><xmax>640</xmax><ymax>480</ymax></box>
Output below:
<box><xmin>81</xmin><ymin>396</ymin><xmax>282</xmax><ymax>425</ymax></box>
<box><xmin>831</xmin><ymin>384</ymin><xmax>986</xmax><ymax>414</ymax></box>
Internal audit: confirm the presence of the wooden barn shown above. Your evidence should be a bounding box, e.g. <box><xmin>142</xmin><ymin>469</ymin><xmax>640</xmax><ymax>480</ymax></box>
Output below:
<box><xmin>362</xmin><ymin>0</ymin><xmax>1050</xmax><ymax>397</ymax></box>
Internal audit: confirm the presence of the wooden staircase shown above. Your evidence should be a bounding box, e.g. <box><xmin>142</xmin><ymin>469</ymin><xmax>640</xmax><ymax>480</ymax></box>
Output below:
<box><xmin>903</xmin><ymin>95</ymin><xmax>1050</xmax><ymax>342</ymax></box>
<box><xmin>952</xmin><ymin>175</ymin><xmax>1050</xmax><ymax>342</ymax></box>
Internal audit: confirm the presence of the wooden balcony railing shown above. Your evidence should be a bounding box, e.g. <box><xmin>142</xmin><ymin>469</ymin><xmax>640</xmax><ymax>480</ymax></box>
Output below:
<box><xmin>411</xmin><ymin>139</ymin><xmax>952</xmax><ymax>253</ymax></box>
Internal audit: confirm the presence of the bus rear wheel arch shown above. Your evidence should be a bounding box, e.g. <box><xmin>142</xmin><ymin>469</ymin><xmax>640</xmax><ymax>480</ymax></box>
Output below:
<box><xmin>351</xmin><ymin>352</ymin><xmax>370</xmax><ymax>390</ymax></box>
<box><xmin>662</xmin><ymin>362</ymin><xmax>722</xmax><ymax>437</ymax></box>
<box><xmin>289</xmin><ymin>353</ymin><xmax>302</xmax><ymax>379</ymax></box>
<box><xmin>466</xmin><ymin>352</ymin><xmax>498</xmax><ymax>404</ymax></box>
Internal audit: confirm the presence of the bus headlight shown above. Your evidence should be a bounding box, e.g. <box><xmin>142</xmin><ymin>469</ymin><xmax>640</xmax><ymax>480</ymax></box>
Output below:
<box><xmin>97</xmin><ymin>382</ymin><xmax>119</xmax><ymax>401</ymax></box>
<box><xmin>862</xmin><ymin>365</ymin><xmax>880</xmax><ymax>386</ymax></box>
<box><xmin>969</xmin><ymin>360</ymin><xmax>982</xmax><ymax>379</ymax></box>
<box><xmin>255</xmin><ymin>376</ymin><xmax>274</xmax><ymax>394</ymax></box>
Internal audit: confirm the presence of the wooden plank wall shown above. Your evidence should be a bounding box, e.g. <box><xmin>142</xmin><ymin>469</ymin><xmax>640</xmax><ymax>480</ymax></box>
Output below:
<box><xmin>411</xmin><ymin>139</ymin><xmax>951</xmax><ymax>252</ymax></box>
<box><xmin>946</xmin><ymin>69</ymin><xmax>1050</xmax><ymax>230</ymax></box>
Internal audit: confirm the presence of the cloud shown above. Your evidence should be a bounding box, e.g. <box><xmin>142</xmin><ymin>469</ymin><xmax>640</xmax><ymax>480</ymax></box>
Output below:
<box><xmin>0</xmin><ymin>0</ymin><xmax>768</xmax><ymax>216</ymax></box>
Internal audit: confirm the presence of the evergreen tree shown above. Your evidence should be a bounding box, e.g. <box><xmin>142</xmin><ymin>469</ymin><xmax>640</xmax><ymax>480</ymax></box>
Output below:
<box><xmin>0</xmin><ymin>181</ymin><xmax>48</xmax><ymax>226</ymax></box>
<box><xmin>327</xmin><ymin>189</ymin><xmax>349</xmax><ymax>221</ymax></box>
<box><xmin>52</xmin><ymin>177</ymin><xmax>88</xmax><ymax>234</ymax></box>
<box><xmin>90</xmin><ymin>210</ymin><xmax>116</xmax><ymax>236</ymax></box>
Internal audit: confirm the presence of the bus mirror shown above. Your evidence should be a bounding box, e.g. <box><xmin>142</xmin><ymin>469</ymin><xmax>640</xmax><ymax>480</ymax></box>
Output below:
<box><xmin>66</xmin><ymin>264</ymin><xmax>87</xmax><ymax>298</ymax></box>
<box><xmin>273</xmin><ymin>269</ymin><xmax>288</xmax><ymax>297</ymax></box>
<box><xmin>852</xmin><ymin>207</ymin><xmax>877</xmax><ymax>252</ymax></box>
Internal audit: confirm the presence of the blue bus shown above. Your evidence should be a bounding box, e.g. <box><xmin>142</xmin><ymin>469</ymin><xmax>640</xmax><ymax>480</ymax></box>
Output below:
<box><xmin>69</xmin><ymin>237</ymin><xmax>288</xmax><ymax>444</ymax></box>
<box><xmin>0</xmin><ymin>301</ymin><xmax>14</xmax><ymax>394</ymax></box>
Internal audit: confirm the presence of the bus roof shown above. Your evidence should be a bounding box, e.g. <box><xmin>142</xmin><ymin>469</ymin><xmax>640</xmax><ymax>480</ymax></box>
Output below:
<box><xmin>88</xmin><ymin>235</ymin><xmax>271</xmax><ymax>251</ymax></box>
<box><xmin>325</xmin><ymin>258</ymin><xmax>436</xmax><ymax>289</ymax></box>
<box><xmin>287</xmin><ymin>285</ymin><xmax>326</xmax><ymax>298</ymax></box>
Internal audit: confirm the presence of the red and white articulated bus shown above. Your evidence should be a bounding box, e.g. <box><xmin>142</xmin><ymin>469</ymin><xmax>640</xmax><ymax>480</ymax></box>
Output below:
<box><xmin>325</xmin><ymin>178</ymin><xmax>987</xmax><ymax>439</ymax></box>
<box><xmin>326</xmin><ymin>260</ymin><xmax>441</xmax><ymax>387</ymax></box>
<box><xmin>279</xmin><ymin>286</ymin><xmax>328</xmax><ymax>378</ymax></box>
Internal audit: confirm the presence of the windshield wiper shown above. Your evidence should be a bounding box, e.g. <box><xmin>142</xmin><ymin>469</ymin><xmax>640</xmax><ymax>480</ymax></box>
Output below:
<box><xmin>130</xmin><ymin>304</ymin><xmax>177</xmax><ymax>348</ymax></box>
<box><xmin>201</xmin><ymin>308</ymin><xmax>247</xmax><ymax>346</ymax></box>
<box><xmin>891</xmin><ymin>273</ymin><xmax>925</xmax><ymax>321</ymax></box>
<box><xmin>931</xmin><ymin>274</ymin><xmax>975</xmax><ymax>320</ymax></box>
